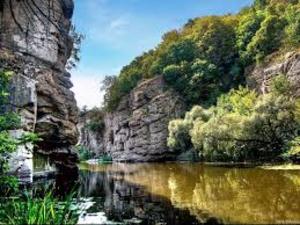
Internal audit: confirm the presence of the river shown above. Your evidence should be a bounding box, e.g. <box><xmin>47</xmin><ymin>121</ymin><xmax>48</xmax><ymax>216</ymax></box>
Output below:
<box><xmin>56</xmin><ymin>162</ymin><xmax>300</xmax><ymax>225</ymax></box>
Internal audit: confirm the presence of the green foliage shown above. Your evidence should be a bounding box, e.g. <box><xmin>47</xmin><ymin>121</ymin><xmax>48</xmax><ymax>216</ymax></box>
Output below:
<box><xmin>168</xmin><ymin>119</ymin><xmax>192</xmax><ymax>152</ymax></box>
<box><xmin>18</xmin><ymin>133</ymin><xmax>42</xmax><ymax>145</ymax></box>
<box><xmin>102</xmin><ymin>0</ymin><xmax>300</xmax><ymax>111</ymax></box>
<box><xmin>245</xmin><ymin>14</ymin><xmax>285</xmax><ymax>63</ymax></box>
<box><xmin>168</xmin><ymin>106</ymin><xmax>211</xmax><ymax>151</ymax></box>
<box><xmin>0</xmin><ymin>112</ymin><xmax>20</xmax><ymax>131</ymax></box>
<box><xmin>82</xmin><ymin>107</ymin><xmax>105</xmax><ymax>133</ymax></box>
<box><xmin>97</xmin><ymin>154</ymin><xmax>113</xmax><ymax>164</ymax></box>
<box><xmin>0</xmin><ymin>70</ymin><xmax>41</xmax><ymax>195</ymax></box>
<box><xmin>76</xmin><ymin>145</ymin><xmax>95</xmax><ymax>161</ymax></box>
<box><xmin>0</xmin><ymin>70</ymin><xmax>19</xmax><ymax>195</ymax></box>
<box><xmin>216</xmin><ymin>87</ymin><xmax>258</xmax><ymax>116</ymax></box>
<box><xmin>169</xmin><ymin>76</ymin><xmax>300</xmax><ymax>162</ymax></box>
<box><xmin>270</xmin><ymin>73</ymin><xmax>294</xmax><ymax>96</ymax></box>
<box><xmin>86</xmin><ymin>122</ymin><xmax>104</xmax><ymax>133</ymax></box>
<box><xmin>0</xmin><ymin>192</ymin><xmax>78</xmax><ymax>225</ymax></box>
<box><xmin>284</xmin><ymin>3</ymin><xmax>300</xmax><ymax>47</ymax></box>
<box><xmin>283</xmin><ymin>136</ymin><xmax>300</xmax><ymax>159</ymax></box>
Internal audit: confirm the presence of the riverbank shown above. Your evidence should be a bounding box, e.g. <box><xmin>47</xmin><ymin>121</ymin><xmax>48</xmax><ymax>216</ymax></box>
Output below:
<box><xmin>80</xmin><ymin>159</ymin><xmax>300</xmax><ymax>170</ymax></box>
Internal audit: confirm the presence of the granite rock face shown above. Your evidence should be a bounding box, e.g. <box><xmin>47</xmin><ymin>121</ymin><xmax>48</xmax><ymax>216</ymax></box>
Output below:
<box><xmin>246</xmin><ymin>51</ymin><xmax>300</xmax><ymax>96</ymax></box>
<box><xmin>0</xmin><ymin>0</ymin><xmax>79</xmax><ymax>172</ymax></box>
<box><xmin>79</xmin><ymin>76</ymin><xmax>186</xmax><ymax>162</ymax></box>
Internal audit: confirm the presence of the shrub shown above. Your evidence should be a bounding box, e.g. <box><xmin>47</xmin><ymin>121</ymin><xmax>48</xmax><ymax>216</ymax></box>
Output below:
<box><xmin>168</xmin><ymin>119</ymin><xmax>191</xmax><ymax>152</ymax></box>
<box><xmin>0</xmin><ymin>70</ymin><xmax>41</xmax><ymax>195</ymax></box>
<box><xmin>168</xmin><ymin>106</ymin><xmax>211</xmax><ymax>152</ymax></box>
<box><xmin>169</xmin><ymin>76</ymin><xmax>300</xmax><ymax>162</ymax></box>
<box><xmin>76</xmin><ymin>145</ymin><xmax>95</xmax><ymax>161</ymax></box>
<box><xmin>0</xmin><ymin>71</ymin><xmax>20</xmax><ymax>195</ymax></box>
<box><xmin>97</xmin><ymin>154</ymin><xmax>113</xmax><ymax>164</ymax></box>
<box><xmin>82</xmin><ymin>107</ymin><xmax>105</xmax><ymax>133</ymax></box>
<box><xmin>283</xmin><ymin>136</ymin><xmax>300</xmax><ymax>160</ymax></box>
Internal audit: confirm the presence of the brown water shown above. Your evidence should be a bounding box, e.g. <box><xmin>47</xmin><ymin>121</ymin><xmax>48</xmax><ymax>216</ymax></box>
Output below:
<box><xmin>76</xmin><ymin>163</ymin><xmax>300</xmax><ymax>224</ymax></box>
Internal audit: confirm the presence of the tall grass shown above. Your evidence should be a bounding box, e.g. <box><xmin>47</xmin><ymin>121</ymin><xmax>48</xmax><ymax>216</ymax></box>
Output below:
<box><xmin>0</xmin><ymin>192</ymin><xmax>79</xmax><ymax>225</ymax></box>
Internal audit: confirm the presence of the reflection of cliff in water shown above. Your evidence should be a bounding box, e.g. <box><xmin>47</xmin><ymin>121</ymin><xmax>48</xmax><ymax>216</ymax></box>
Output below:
<box><xmin>78</xmin><ymin>169</ymin><xmax>217</xmax><ymax>225</ymax></box>
<box><xmin>79</xmin><ymin>163</ymin><xmax>300</xmax><ymax>224</ymax></box>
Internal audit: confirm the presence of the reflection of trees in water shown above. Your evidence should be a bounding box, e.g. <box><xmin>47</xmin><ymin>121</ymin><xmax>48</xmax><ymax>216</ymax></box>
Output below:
<box><xmin>78</xmin><ymin>167</ymin><xmax>211</xmax><ymax>225</ymax></box>
<box><xmin>191</xmin><ymin>168</ymin><xmax>300</xmax><ymax>224</ymax></box>
<box><xmin>79</xmin><ymin>164</ymin><xmax>300</xmax><ymax>224</ymax></box>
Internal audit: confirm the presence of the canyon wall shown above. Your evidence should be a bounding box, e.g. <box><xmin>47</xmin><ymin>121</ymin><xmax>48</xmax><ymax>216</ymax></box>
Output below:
<box><xmin>0</xmin><ymin>0</ymin><xmax>79</xmax><ymax>173</ymax></box>
<box><xmin>246</xmin><ymin>51</ymin><xmax>300</xmax><ymax>96</ymax></box>
<box><xmin>79</xmin><ymin>76</ymin><xmax>186</xmax><ymax>162</ymax></box>
<box><xmin>79</xmin><ymin>51</ymin><xmax>300</xmax><ymax>162</ymax></box>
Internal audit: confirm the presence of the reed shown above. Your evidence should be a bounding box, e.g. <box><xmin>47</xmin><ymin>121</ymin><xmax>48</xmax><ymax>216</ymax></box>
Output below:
<box><xmin>0</xmin><ymin>191</ymin><xmax>79</xmax><ymax>225</ymax></box>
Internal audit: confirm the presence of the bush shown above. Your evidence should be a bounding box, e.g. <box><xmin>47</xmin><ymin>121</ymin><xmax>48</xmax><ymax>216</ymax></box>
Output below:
<box><xmin>169</xmin><ymin>76</ymin><xmax>300</xmax><ymax>162</ymax></box>
<box><xmin>0</xmin><ymin>71</ymin><xmax>20</xmax><ymax>195</ymax></box>
<box><xmin>76</xmin><ymin>145</ymin><xmax>95</xmax><ymax>161</ymax></box>
<box><xmin>283</xmin><ymin>136</ymin><xmax>300</xmax><ymax>160</ymax></box>
<box><xmin>168</xmin><ymin>106</ymin><xmax>211</xmax><ymax>152</ymax></box>
<box><xmin>82</xmin><ymin>107</ymin><xmax>105</xmax><ymax>133</ymax></box>
<box><xmin>0</xmin><ymin>70</ymin><xmax>41</xmax><ymax>195</ymax></box>
<box><xmin>168</xmin><ymin>119</ymin><xmax>191</xmax><ymax>152</ymax></box>
<box><xmin>97</xmin><ymin>154</ymin><xmax>113</xmax><ymax>164</ymax></box>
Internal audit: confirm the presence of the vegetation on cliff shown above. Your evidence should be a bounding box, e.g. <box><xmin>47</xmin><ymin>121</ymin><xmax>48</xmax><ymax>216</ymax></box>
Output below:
<box><xmin>168</xmin><ymin>76</ymin><xmax>300</xmax><ymax>162</ymax></box>
<box><xmin>0</xmin><ymin>70</ymin><xmax>78</xmax><ymax>223</ymax></box>
<box><xmin>0</xmin><ymin>70</ymin><xmax>41</xmax><ymax>194</ymax></box>
<box><xmin>102</xmin><ymin>0</ymin><xmax>300</xmax><ymax>111</ymax></box>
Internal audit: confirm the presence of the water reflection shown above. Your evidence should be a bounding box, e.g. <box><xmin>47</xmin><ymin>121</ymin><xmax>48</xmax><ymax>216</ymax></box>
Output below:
<box><xmin>78</xmin><ymin>166</ymin><xmax>206</xmax><ymax>225</ymax></box>
<box><xmin>78</xmin><ymin>163</ymin><xmax>300</xmax><ymax>224</ymax></box>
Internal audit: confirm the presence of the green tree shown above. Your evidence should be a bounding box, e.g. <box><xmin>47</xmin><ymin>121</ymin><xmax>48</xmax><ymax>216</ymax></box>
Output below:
<box><xmin>0</xmin><ymin>70</ymin><xmax>40</xmax><ymax>195</ymax></box>
<box><xmin>284</xmin><ymin>3</ymin><xmax>300</xmax><ymax>47</ymax></box>
<box><xmin>169</xmin><ymin>76</ymin><xmax>300</xmax><ymax>162</ymax></box>
<box><xmin>246</xmin><ymin>14</ymin><xmax>285</xmax><ymax>63</ymax></box>
<box><xmin>102</xmin><ymin>0</ymin><xmax>300</xmax><ymax>111</ymax></box>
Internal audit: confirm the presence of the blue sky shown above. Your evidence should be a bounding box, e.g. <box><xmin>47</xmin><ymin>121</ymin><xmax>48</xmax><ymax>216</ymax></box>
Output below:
<box><xmin>71</xmin><ymin>0</ymin><xmax>253</xmax><ymax>109</ymax></box>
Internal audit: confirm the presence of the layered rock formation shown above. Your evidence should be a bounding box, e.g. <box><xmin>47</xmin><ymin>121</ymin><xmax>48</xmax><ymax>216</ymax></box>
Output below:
<box><xmin>79</xmin><ymin>76</ymin><xmax>186</xmax><ymax>162</ymax></box>
<box><xmin>247</xmin><ymin>51</ymin><xmax>300</xmax><ymax>96</ymax></box>
<box><xmin>0</xmin><ymin>0</ymin><xmax>79</xmax><ymax>173</ymax></box>
<box><xmin>78</xmin><ymin>113</ymin><xmax>104</xmax><ymax>157</ymax></box>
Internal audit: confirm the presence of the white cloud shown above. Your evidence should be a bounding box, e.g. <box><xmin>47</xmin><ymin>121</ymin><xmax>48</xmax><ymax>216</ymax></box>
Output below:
<box><xmin>109</xmin><ymin>17</ymin><xmax>129</xmax><ymax>31</ymax></box>
<box><xmin>77</xmin><ymin>0</ymin><xmax>132</xmax><ymax>48</ymax></box>
<box><xmin>71</xmin><ymin>70</ymin><xmax>104</xmax><ymax>109</ymax></box>
<box><xmin>88</xmin><ymin>15</ymin><xmax>131</xmax><ymax>47</ymax></box>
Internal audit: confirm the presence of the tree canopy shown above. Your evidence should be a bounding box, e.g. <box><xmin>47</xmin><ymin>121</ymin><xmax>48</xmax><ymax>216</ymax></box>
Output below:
<box><xmin>102</xmin><ymin>0</ymin><xmax>300</xmax><ymax>111</ymax></box>
<box><xmin>168</xmin><ymin>76</ymin><xmax>300</xmax><ymax>162</ymax></box>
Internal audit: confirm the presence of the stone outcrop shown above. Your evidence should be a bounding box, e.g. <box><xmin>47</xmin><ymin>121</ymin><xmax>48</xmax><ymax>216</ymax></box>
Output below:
<box><xmin>246</xmin><ymin>51</ymin><xmax>300</xmax><ymax>96</ymax></box>
<box><xmin>78</xmin><ymin>114</ymin><xmax>104</xmax><ymax>157</ymax></box>
<box><xmin>79</xmin><ymin>76</ymin><xmax>186</xmax><ymax>162</ymax></box>
<box><xmin>0</xmin><ymin>0</ymin><xmax>79</xmax><ymax>173</ymax></box>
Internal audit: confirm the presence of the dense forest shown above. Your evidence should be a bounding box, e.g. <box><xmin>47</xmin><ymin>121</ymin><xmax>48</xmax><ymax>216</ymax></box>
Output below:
<box><xmin>98</xmin><ymin>0</ymin><xmax>300</xmax><ymax>162</ymax></box>
<box><xmin>102</xmin><ymin>0</ymin><xmax>300</xmax><ymax>110</ymax></box>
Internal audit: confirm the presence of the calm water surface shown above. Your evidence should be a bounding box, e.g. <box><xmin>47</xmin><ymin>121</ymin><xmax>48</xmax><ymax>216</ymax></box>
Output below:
<box><xmin>73</xmin><ymin>163</ymin><xmax>300</xmax><ymax>224</ymax></box>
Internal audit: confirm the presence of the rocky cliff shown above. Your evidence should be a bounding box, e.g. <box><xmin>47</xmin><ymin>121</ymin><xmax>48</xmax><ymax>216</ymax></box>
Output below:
<box><xmin>79</xmin><ymin>76</ymin><xmax>186</xmax><ymax>162</ymax></box>
<box><xmin>246</xmin><ymin>51</ymin><xmax>300</xmax><ymax>96</ymax></box>
<box><xmin>0</xmin><ymin>0</ymin><xmax>79</xmax><ymax>172</ymax></box>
